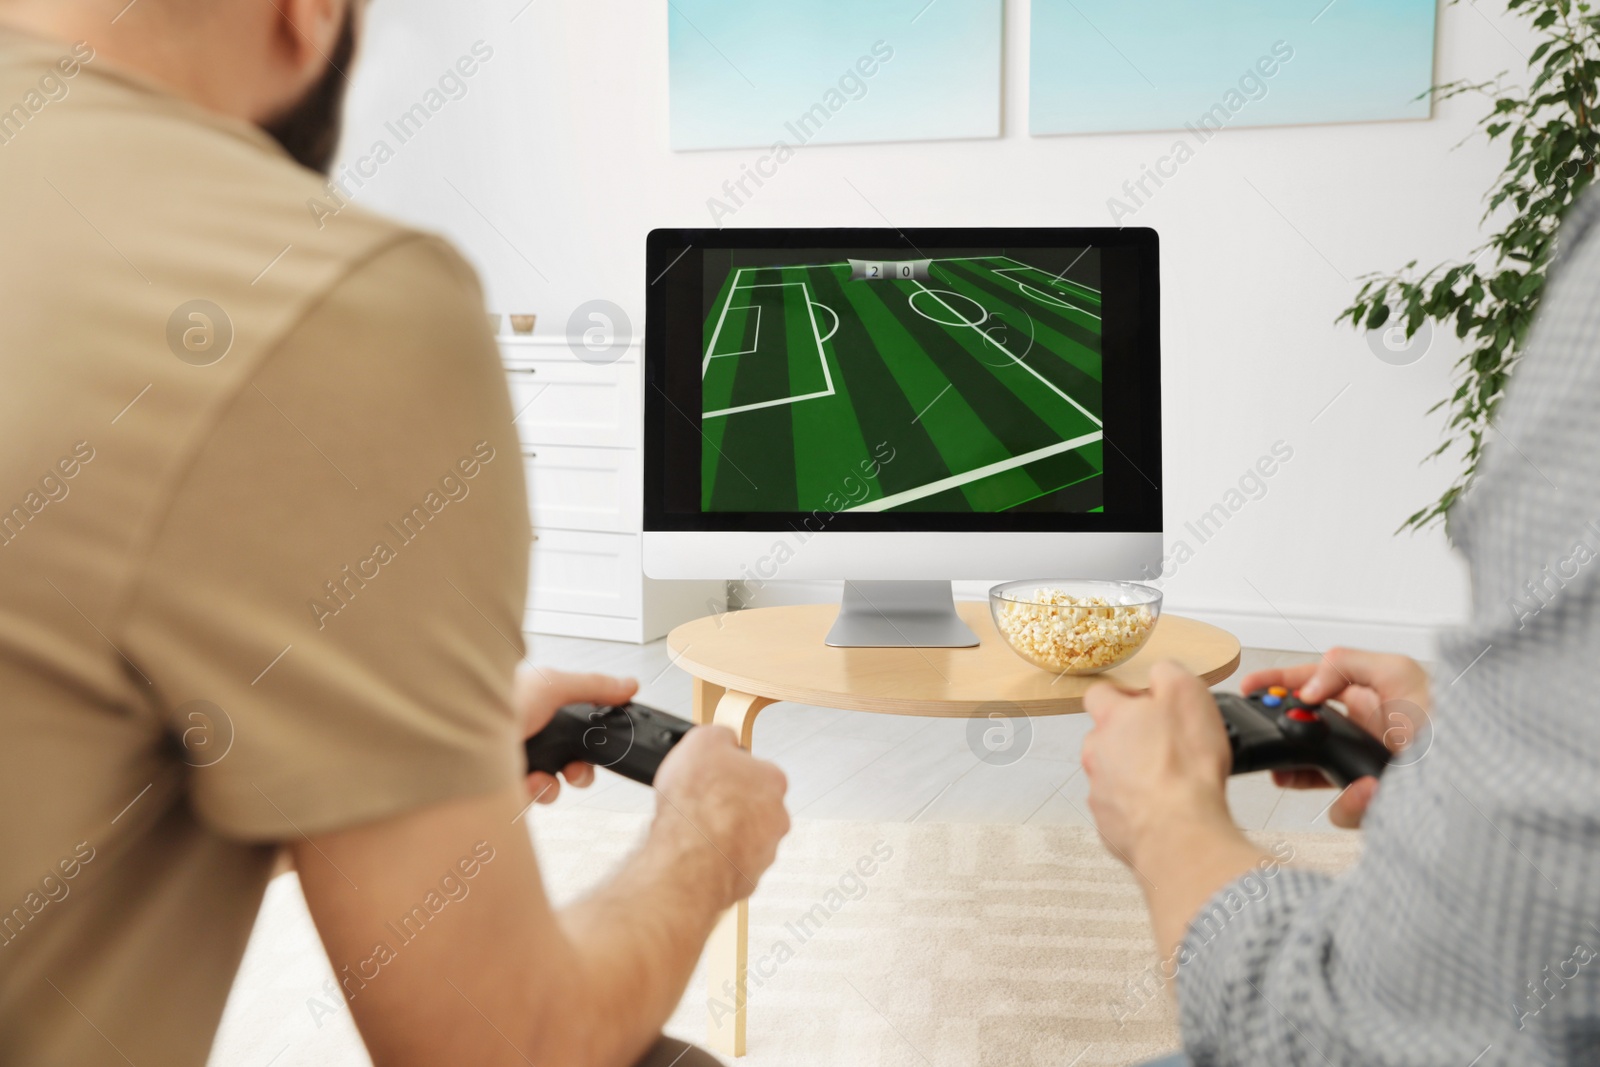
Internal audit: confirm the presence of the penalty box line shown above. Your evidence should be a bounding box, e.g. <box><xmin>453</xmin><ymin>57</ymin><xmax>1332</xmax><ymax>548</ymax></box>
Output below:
<box><xmin>996</xmin><ymin>255</ymin><xmax>1102</xmax><ymax>299</ymax></box>
<box><xmin>844</xmin><ymin>431</ymin><xmax>1103</xmax><ymax>513</ymax></box>
<box><xmin>702</xmin><ymin>266</ymin><xmax>749</xmax><ymax>377</ymax></box>
<box><xmin>705</xmin><ymin>304</ymin><xmax>762</xmax><ymax>360</ymax></box>
<box><xmin>702</xmin><ymin>266</ymin><xmax>839</xmax><ymax>373</ymax></box>
<box><xmin>702</xmin><ymin>277</ymin><xmax>834</xmax><ymax>420</ymax></box>
<box><xmin>991</xmin><ymin>268</ymin><xmax>1102</xmax><ymax>321</ymax></box>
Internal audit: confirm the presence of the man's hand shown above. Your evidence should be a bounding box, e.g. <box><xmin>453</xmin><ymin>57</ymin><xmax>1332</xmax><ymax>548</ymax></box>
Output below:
<box><xmin>1082</xmin><ymin>661</ymin><xmax>1238</xmax><ymax>866</ymax></box>
<box><xmin>295</xmin><ymin>689</ymin><xmax>788</xmax><ymax>1067</ymax></box>
<box><xmin>515</xmin><ymin>665</ymin><xmax>638</xmax><ymax>805</ymax></box>
<box><xmin>1082</xmin><ymin>662</ymin><xmax>1269</xmax><ymax>960</ymax></box>
<box><xmin>1240</xmin><ymin>647</ymin><xmax>1431</xmax><ymax>828</ymax></box>
<box><xmin>649</xmin><ymin>724</ymin><xmax>790</xmax><ymax>911</ymax></box>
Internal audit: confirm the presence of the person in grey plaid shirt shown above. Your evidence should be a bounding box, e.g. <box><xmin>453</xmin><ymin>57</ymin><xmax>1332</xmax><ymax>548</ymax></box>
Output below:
<box><xmin>1082</xmin><ymin>191</ymin><xmax>1600</xmax><ymax>1067</ymax></box>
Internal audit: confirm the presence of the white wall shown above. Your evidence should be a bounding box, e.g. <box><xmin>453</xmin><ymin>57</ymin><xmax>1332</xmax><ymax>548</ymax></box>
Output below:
<box><xmin>336</xmin><ymin>1</ymin><xmax>1542</xmax><ymax>656</ymax></box>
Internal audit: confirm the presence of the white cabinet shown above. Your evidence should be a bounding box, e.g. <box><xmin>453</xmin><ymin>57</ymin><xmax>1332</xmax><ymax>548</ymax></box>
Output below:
<box><xmin>524</xmin><ymin>444</ymin><xmax>638</xmax><ymax>533</ymax></box>
<box><xmin>527</xmin><ymin>528</ymin><xmax>641</xmax><ymax>617</ymax></box>
<box><xmin>502</xmin><ymin>339</ymin><xmax>723</xmax><ymax>643</ymax></box>
<box><xmin>508</xmin><ymin>358</ymin><xmax>639</xmax><ymax>449</ymax></box>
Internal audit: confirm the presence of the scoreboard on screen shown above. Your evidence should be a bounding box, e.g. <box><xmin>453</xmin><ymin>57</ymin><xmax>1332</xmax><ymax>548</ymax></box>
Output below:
<box><xmin>848</xmin><ymin>258</ymin><xmax>933</xmax><ymax>282</ymax></box>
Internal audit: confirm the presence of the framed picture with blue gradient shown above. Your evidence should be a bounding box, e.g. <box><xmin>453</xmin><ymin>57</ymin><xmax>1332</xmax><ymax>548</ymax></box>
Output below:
<box><xmin>1030</xmin><ymin>0</ymin><xmax>1439</xmax><ymax>136</ymax></box>
<box><xmin>668</xmin><ymin>0</ymin><xmax>1002</xmax><ymax>151</ymax></box>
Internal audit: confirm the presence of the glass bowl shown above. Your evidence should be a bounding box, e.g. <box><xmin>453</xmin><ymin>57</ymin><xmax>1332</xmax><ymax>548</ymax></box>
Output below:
<box><xmin>989</xmin><ymin>580</ymin><xmax>1163</xmax><ymax>675</ymax></box>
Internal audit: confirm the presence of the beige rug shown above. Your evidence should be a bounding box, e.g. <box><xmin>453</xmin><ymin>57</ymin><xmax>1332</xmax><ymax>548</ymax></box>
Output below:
<box><xmin>209</xmin><ymin>811</ymin><xmax>1362</xmax><ymax>1067</ymax></box>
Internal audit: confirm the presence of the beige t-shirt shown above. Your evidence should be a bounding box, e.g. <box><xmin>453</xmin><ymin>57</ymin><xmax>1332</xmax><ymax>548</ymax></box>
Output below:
<box><xmin>0</xmin><ymin>29</ymin><xmax>530</xmax><ymax>1067</ymax></box>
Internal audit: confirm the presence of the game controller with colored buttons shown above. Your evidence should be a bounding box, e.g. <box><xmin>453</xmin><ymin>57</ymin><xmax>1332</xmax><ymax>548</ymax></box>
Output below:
<box><xmin>1214</xmin><ymin>686</ymin><xmax>1391</xmax><ymax>788</ymax></box>
<box><xmin>524</xmin><ymin>701</ymin><xmax>694</xmax><ymax>786</ymax></box>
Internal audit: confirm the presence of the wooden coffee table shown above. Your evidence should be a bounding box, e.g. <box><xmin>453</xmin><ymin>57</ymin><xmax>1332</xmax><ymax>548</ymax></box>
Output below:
<box><xmin>668</xmin><ymin>600</ymin><xmax>1240</xmax><ymax>1057</ymax></box>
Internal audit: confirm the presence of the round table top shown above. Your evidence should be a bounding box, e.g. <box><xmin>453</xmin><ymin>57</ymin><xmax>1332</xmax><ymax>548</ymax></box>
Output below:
<box><xmin>667</xmin><ymin>601</ymin><xmax>1240</xmax><ymax>717</ymax></box>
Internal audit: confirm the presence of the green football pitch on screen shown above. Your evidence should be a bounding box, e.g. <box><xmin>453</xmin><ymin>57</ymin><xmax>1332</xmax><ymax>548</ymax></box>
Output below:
<box><xmin>699</xmin><ymin>255</ymin><xmax>1105</xmax><ymax>514</ymax></box>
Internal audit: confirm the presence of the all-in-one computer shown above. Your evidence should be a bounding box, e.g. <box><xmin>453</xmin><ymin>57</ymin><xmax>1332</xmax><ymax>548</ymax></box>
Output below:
<box><xmin>643</xmin><ymin>227</ymin><xmax>1162</xmax><ymax>647</ymax></box>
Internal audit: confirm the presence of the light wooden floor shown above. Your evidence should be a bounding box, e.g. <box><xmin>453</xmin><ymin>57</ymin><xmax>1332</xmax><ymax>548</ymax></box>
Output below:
<box><xmin>531</xmin><ymin>633</ymin><xmax>1347</xmax><ymax>833</ymax></box>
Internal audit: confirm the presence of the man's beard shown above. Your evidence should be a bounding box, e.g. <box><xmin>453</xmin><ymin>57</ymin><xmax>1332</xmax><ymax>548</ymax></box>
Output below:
<box><xmin>260</xmin><ymin>7</ymin><xmax>357</xmax><ymax>175</ymax></box>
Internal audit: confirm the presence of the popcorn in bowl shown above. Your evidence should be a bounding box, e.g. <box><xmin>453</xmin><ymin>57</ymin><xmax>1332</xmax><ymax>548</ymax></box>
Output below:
<box><xmin>989</xmin><ymin>581</ymin><xmax>1162</xmax><ymax>675</ymax></box>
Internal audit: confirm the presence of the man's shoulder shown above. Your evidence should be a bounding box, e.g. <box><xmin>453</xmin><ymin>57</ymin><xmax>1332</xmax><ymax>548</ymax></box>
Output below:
<box><xmin>1</xmin><ymin>39</ymin><xmax>446</xmax><ymax>297</ymax></box>
<box><xmin>89</xmin><ymin>92</ymin><xmax>431</xmax><ymax>285</ymax></box>
<box><xmin>15</xmin><ymin>53</ymin><xmax>490</xmax><ymax>356</ymax></box>
<box><xmin>0</xmin><ymin>41</ymin><xmax>497</xmax><ymax>506</ymax></box>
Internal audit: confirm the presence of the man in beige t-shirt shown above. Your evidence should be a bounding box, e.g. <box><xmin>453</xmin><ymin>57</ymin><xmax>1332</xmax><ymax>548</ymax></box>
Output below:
<box><xmin>0</xmin><ymin>2</ymin><xmax>789</xmax><ymax>1065</ymax></box>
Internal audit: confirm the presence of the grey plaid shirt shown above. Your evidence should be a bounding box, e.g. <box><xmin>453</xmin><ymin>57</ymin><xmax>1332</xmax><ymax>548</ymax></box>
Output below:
<box><xmin>1177</xmin><ymin>195</ymin><xmax>1600</xmax><ymax>1066</ymax></box>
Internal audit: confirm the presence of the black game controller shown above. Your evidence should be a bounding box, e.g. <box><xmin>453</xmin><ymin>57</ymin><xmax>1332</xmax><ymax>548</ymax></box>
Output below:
<box><xmin>1215</xmin><ymin>687</ymin><xmax>1390</xmax><ymax>788</ymax></box>
<box><xmin>524</xmin><ymin>701</ymin><xmax>693</xmax><ymax>786</ymax></box>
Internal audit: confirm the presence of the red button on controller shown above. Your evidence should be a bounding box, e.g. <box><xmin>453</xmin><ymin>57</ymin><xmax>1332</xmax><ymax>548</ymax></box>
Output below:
<box><xmin>1286</xmin><ymin>707</ymin><xmax>1320</xmax><ymax>723</ymax></box>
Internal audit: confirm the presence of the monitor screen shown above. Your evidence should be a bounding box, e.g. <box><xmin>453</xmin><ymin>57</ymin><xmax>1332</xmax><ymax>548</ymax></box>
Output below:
<box><xmin>646</xmin><ymin>228</ymin><xmax>1160</xmax><ymax>534</ymax></box>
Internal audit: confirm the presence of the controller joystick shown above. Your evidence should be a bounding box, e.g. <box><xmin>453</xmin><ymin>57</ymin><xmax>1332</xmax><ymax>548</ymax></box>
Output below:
<box><xmin>524</xmin><ymin>701</ymin><xmax>693</xmax><ymax>786</ymax></box>
<box><xmin>1215</xmin><ymin>687</ymin><xmax>1390</xmax><ymax>788</ymax></box>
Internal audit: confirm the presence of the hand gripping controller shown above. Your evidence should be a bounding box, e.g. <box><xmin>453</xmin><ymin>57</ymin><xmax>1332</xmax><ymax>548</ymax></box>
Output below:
<box><xmin>1215</xmin><ymin>687</ymin><xmax>1390</xmax><ymax>788</ymax></box>
<box><xmin>523</xmin><ymin>702</ymin><xmax>693</xmax><ymax>786</ymax></box>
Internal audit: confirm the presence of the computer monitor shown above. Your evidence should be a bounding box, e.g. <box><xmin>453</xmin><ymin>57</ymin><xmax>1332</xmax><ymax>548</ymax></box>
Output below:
<box><xmin>643</xmin><ymin>227</ymin><xmax>1162</xmax><ymax>647</ymax></box>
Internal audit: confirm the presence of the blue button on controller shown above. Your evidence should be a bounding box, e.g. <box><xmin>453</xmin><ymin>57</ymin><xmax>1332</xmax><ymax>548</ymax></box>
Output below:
<box><xmin>1261</xmin><ymin>694</ymin><xmax>1283</xmax><ymax>708</ymax></box>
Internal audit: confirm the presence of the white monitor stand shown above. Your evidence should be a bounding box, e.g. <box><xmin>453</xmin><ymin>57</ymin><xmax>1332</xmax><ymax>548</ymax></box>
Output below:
<box><xmin>824</xmin><ymin>580</ymin><xmax>978</xmax><ymax>648</ymax></box>
<box><xmin>645</xmin><ymin>530</ymin><xmax>1163</xmax><ymax>649</ymax></box>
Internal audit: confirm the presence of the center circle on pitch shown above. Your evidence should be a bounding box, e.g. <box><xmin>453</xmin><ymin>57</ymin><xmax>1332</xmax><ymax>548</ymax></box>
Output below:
<box><xmin>908</xmin><ymin>289</ymin><xmax>989</xmax><ymax>328</ymax></box>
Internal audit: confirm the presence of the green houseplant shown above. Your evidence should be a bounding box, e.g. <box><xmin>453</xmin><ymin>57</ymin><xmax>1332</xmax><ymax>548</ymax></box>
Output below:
<box><xmin>1339</xmin><ymin>0</ymin><xmax>1600</xmax><ymax>531</ymax></box>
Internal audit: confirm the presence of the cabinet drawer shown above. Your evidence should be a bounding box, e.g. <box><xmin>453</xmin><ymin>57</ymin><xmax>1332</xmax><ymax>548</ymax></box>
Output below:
<box><xmin>507</xmin><ymin>362</ymin><xmax>638</xmax><ymax>448</ymax></box>
<box><xmin>523</xmin><ymin>445</ymin><xmax>638</xmax><ymax>533</ymax></box>
<box><xmin>527</xmin><ymin>529</ymin><xmax>640</xmax><ymax>618</ymax></box>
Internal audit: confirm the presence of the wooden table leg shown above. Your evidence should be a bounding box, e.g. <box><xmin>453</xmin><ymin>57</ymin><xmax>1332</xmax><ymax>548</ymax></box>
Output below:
<box><xmin>700</xmin><ymin>687</ymin><xmax>772</xmax><ymax>1058</ymax></box>
<box><xmin>691</xmin><ymin>676</ymin><xmax>726</xmax><ymax>726</ymax></box>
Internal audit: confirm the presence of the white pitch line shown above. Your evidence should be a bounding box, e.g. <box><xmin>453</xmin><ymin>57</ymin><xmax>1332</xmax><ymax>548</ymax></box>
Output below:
<box><xmin>994</xmin><ymin>268</ymin><xmax>1102</xmax><ymax>321</ymax></box>
<box><xmin>846</xmin><ymin>431</ymin><xmax>1103</xmax><ymax>512</ymax></box>
<box><xmin>703</xmin><ymin>279</ymin><xmax>836</xmax><ymax>419</ymax></box>
<box><xmin>702</xmin><ymin>266</ymin><xmax>747</xmax><ymax>377</ymax></box>
<box><xmin>909</xmin><ymin>279</ymin><xmax>1102</xmax><ymax>429</ymax></box>
<box><xmin>812</xmin><ymin>300</ymin><xmax>840</xmax><ymax>343</ymax></box>
<box><xmin>998</xmin><ymin>255</ymin><xmax>1103</xmax><ymax>298</ymax></box>
<box><xmin>1019</xmin><ymin>282</ymin><xmax>1082</xmax><ymax>311</ymax></box>
<box><xmin>997</xmin><ymin>258</ymin><xmax>1105</xmax><ymax>298</ymax></box>
<box><xmin>705</xmin><ymin>304</ymin><xmax>762</xmax><ymax>359</ymax></box>
<box><xmin>908</xmin><ymin>287</ymin><xmax>989</xmax><ymax>329</ymax></box>
<box><xmin>704</xmin><ymin>388</ymin><xmax>833</xmax><ymax>419</ymax></box>
<box><xmin>712</xmin><ymin>256</ymin><xmax>1093</xmax><ymax>275</ymax></box>
<box><xmin>801</xmin><ymin>279</ymin><xmax>834</xmax><ymax>394</ymax></box>
<box><xmin>724</xmin><ymin>257</ymin><xmax>1077</xmax><ymax>273</ymax></box>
